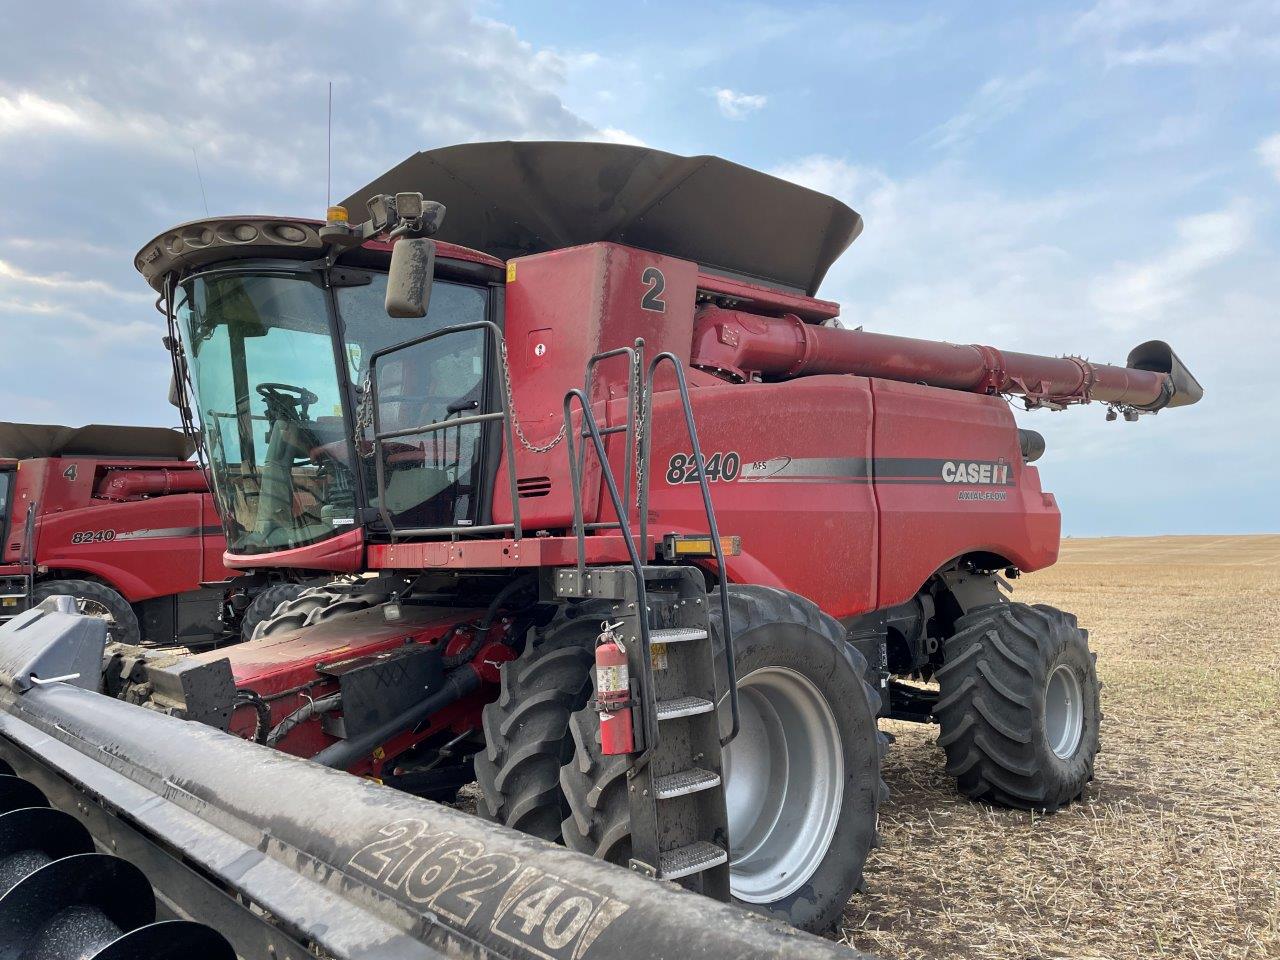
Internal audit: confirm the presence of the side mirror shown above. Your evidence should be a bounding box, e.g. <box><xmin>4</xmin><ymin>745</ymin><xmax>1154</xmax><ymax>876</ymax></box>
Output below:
<box><xmin>385</xmin><ymin>237</ymin><xmax>435</xmax><ymax>319</ymax></box>
<box><xmin>168</xmin><ymin>371</ymin><xmax>183</xmax><ymax>409</ymax></box>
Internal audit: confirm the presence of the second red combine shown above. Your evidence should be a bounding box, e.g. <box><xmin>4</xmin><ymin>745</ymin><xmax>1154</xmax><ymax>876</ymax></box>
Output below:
<box><xmin>112</xmin><ymin>141</ymin><xmax>1200</xmax><ymax>933</ymax></box>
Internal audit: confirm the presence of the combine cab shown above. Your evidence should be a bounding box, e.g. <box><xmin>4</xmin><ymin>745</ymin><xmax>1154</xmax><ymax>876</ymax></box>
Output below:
<box><xmin>0</xmin><ymin>141</ymin><xmax>1201</xmax><ymax>953</ymax></box>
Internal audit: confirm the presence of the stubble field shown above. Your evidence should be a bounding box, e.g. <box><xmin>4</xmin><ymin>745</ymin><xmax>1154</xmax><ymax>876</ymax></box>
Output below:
<box><xmin>840</xmin><ymin>535</ymin><xmax>1280</xmax><ymax>960</ymax></box>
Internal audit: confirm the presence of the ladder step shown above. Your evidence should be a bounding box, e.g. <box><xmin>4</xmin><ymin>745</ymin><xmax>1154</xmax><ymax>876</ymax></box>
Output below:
<box><xmin>655</xmin><ymin>767</ymin><xmax>721</xmax><ymax>800</ymax></box>
<box><xmin>659</xmin><ymin>841</ymin><xmax>728</xmax><ymax>880</ymax></box>
<box><xmin>656</xmin><ymin>696</ymin><xmax>714</xmax><ymax>721</ymax></box>
<box><xmin>648</xmin><ymin>627</ymin><xmax>708</xmax><ymax>644</ymax></box>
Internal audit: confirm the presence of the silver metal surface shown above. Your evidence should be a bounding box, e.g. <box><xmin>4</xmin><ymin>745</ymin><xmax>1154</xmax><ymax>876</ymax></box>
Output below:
<box><xmin>723</xmin><ymin>667</ymin><xmax>844</xmax><ymax>904</ymax></box>
<box><xmin>656</xmin><ymin>696</ymin><xmax>714</xmax><ymax>721</ymax></box>
<box><xmin>1045</xmin><ymin>663</ymin><xmax>1084</xmax><ymax>760</ymax></box>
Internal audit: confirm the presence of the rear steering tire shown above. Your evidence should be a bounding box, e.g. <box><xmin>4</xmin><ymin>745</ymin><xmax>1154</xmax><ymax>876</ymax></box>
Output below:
<box><xmin>33</xmin><ymin>579</ymin><xmax>140</xmax><ymax>646</ymax></box>
<box><xmin>934</xmin><ymin>602</ymin><xmax>1101</xmax><ymax>811</ymax></box>
<box><xmin>560</xmin><ymin>585</ymin><xmax>887</xmax><ymax>934</ymax></box>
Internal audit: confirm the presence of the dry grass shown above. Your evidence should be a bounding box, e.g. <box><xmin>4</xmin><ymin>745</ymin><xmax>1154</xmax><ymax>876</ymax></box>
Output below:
<box><xmin>839</xmin><ymin>535</ymin><xmax>1280</xmax><ymax>960</ymax></box>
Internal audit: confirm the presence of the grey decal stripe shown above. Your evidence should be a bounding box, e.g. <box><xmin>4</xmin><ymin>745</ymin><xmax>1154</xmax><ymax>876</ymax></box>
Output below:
<box><xmin>737</xmin><ymin>456</ymin><xmax>1016</xmax><ymax>486</ymax></box>
<box><xmin>111</xmin><ymin>526</ymin><xmax>217</xmax><ymax>541</ymax></box>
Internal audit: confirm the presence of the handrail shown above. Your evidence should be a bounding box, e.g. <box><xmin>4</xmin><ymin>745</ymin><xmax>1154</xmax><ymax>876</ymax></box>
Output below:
<box><xmin>639</xmin><ymin>353</ymin><xmax>740</xmax><ymax>747</ymax></box>
<box><xmin>579</xmin><ymin>340</ymin><xmax>643</xmax><ymax>522</ymax></box>
<box><xmin>562</xmin><ymin>388</ymin><xmax>660</xmax><ymax>769</ymax></box>
<box><xmin>367</xmin><ymin>319</ymin><xmax>522</xmax><ymax>541</ymax></box>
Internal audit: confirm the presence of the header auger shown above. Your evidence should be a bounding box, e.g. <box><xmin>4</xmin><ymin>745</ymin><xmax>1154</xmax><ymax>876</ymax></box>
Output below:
<box><xmin>0</xmin><ymin>141</ymin><xmax>1200</xmax><ymax>955</ymax></box>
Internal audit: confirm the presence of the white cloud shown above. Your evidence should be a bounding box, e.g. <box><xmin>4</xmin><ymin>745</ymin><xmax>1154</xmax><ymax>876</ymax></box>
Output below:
<box><xmin>0</xmin><ymin>92</ymin><xmax>89</xmax><ymax>136</ymax></box>
<box><xmin>586</xmin><ymin>127</ymin><xmax>647</xmax><ymax>147</ymax></box>
<box><xmin>1091</xmin><ymin>203</ymin><xmax>1251</xmax><ymax>321</ymax></box>
<box><xmin>0</xmin><ymin>260</ymin><xmax>149</xmax><ymax>301</ymax></box>
<box><xmin>1071</xmin><ymin>0</ymin><xmax>1210</xmax><ymax>39</ymax></box>
<box><xmin>927</xmin><ymin>72</ymin><xmax>1042</xmax><ymax>151</ymax></box>
<box><xmin>712</xmin><ymin>88</ymin><xmax>767</xmax><ymax>120</ymax></box>
<box><xmin>1108</xmin><ymin>26</ymin><xmax>1244</xmax><ymax>66</ymax></box>
<box><xmin>1257</xmin><ymin>133</ymin><xmax>1280</xmax><ymax>183</ymax></box>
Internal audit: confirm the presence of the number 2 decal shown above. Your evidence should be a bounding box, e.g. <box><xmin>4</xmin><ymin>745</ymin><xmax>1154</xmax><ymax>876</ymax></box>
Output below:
<box><xmin>640</xmin><ymin>266</ymin><xmax>666</xmax><ymax>313</ymax></box>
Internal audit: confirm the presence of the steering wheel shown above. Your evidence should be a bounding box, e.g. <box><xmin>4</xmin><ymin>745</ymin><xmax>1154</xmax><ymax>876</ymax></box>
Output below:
<box><xmin>256</xmin><ymin>382</ymin><xmax>318</xmax><ymax>420</ymax></box>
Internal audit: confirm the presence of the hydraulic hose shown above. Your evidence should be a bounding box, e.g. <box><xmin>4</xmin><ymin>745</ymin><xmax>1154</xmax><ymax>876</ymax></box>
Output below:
<box><xmin>441</xmin><ymin>573</ymin><xmax>540</xmax><ymax>669</ymax></box>
<box><xmin>310</xmin><ymin>667</ymin><xmax>481</xmax><ymax>770</ymax></box>
<box><xmin>265</xmin><ymin>693</ymin><xmax>342</xmax><ymax>748</ymax></box>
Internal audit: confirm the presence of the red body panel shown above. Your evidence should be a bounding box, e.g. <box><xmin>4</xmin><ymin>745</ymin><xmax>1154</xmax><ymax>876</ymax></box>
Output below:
<box><xmin>495</xmin><ymin>243</ymin><xmax>699</xmax><ymax>530</ymax></box>
<box><xmin>224</xmin><ymin>527</ymin><xmax>366</xmax><ymax>574</ymax></box>
<box><xmin>480</xmin><ymin>243</ymin><xmax>1061</xmax><ymax>617</ymax></box>
<box><xmin>1</xmin><ymin>455</ymin><xmax>239</xmax><ymax>601</ymax></box>
<box><xmin>211</xmin><ymin>240</ymin><xmax>1065</xmax><ymax>624</ymax></box>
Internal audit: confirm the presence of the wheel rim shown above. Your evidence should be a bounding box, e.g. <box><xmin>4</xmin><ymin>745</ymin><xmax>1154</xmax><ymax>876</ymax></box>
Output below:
<box><xmin>1045</xmin><ymin>663</ymin><xmax>1084</xmax><ymax>759</ymax></box>
<box><xmin>722</xmin><ymin>666</ymin><xmax>843</xmax><ymax>903</ymax></box>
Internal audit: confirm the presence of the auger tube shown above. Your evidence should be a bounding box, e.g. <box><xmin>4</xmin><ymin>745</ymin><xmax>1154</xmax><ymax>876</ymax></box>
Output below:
<box><xmin>691</xmin><ymin>307</ymin><xmax>1204</xmax><ymax>411</ymax></box>
<box><xmin>0</xmin><ymin>678</ymin><xmax>869</xmax><ymax>960</ymax></box>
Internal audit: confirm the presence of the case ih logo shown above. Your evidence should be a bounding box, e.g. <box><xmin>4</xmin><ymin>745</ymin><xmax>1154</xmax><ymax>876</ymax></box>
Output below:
<box><xmin>940</xmin><ymin>460</ymin><xmax>1012</xmax><ymax>485</ymax></box>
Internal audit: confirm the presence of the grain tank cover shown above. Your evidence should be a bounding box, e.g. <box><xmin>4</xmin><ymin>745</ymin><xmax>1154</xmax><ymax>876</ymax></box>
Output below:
<box><xmin>0</xmin><ymin>422</ymin><xmax>194</xmax><ymax>460</ymax></box>
<box><xmin>342</xmin><ymin>141</ymin><xmax>863</xmax><ymax>296</ymax></box>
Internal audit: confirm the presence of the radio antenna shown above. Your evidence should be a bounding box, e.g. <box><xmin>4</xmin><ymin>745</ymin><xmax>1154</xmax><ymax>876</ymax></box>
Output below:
<box><xmin>326</xmin><ymin>80</ymin><xmax>333</xmax><ymax>209</ymax></box>
<box><xmin>191</xmin><ymin>146</ymin><xmax>209</xmax><ymax>217</ymax></box>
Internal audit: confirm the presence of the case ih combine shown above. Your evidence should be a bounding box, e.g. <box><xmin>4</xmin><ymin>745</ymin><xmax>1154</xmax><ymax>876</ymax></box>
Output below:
<box><xmin>0</xmin><ymin>420</ymin><xmax>303</xmax><ymax>645</ymax></box>
<box><xmin>0</xmin><ymin>142</ymin><xmax>1201</xmax><ymax>958</ymax></box>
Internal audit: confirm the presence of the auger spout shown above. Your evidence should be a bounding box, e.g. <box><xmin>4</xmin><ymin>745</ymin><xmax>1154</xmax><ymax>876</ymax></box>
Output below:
<box><xmin>691</xmin><ymin>307</ymin><xmax>1203</xmax><ymax>412</ymax></box>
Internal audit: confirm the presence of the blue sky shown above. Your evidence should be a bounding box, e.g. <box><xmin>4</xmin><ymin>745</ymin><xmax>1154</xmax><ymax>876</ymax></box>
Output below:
<box><xmin>0</xmin><ymin>1</ymin><xmax>1275</xmax><ymax>534</ymax></box>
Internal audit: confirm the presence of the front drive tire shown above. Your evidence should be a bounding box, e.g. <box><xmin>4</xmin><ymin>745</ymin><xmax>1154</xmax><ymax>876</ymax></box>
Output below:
<box><xmin>473</xmin><ymin>604</ymin><xmax>601</xmax><ymax>843</ymax></box>
<box><xmin>239</xmin><ymin>582</ymin><xmax>307</xmax><ymax>641</ymax></box>
<box><xmin>560</xmin><ymin>585</ymin><xmax>887</xmax><ymax>934</ymax></box>
<box><xmin>33</xmin><ymin>579</ymin><xmax>141</xmax><ymax>646</ymax></box>
<box><xmin>934</xmin><ymin>602</ymin><xmax>1101</xmax><ymax>811</ymax></box>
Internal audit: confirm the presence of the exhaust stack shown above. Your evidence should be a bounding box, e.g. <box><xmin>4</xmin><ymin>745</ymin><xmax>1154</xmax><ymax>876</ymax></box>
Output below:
<box><xmin>691</xmin><ymin>308</ymin><xmax>1203</xmax><ymax>413</ymax></box>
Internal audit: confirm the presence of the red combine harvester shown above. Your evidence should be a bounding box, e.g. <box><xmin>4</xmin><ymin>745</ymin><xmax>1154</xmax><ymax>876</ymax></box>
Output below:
<box><xmin>0</xmin><ymin>142</ymin><xmax>1201</xmax><ymax>958</ymax></box>
<box><xmin>0</xmin><ymin>421</ymin><xmax>304</xmax><ymax>645</ymax></box>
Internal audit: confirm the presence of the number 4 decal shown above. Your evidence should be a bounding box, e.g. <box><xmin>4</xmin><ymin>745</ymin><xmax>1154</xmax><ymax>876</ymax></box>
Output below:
<box><xmin>640</xmin><ymin>266</ymin><xmax>666</xmax><ymax>313</ymax></box>
<box><xmin>63</xmin><ymin>464</ymin><xmax>77</xmax><ymax>481</ymax></box>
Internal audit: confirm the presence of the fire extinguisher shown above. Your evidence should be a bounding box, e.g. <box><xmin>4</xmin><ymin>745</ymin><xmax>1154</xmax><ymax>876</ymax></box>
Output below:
<box><xmin>595</xmin><ymin>621</ymin><xmax>635</xmax><ymax>756</ymax></box>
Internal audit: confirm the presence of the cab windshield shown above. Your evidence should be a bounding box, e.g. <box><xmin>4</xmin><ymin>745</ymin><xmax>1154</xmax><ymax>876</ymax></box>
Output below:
<box><xmin>174</xmin><ymin>268</ymin><xmax>488</xmax><ymax>555</ymax></box>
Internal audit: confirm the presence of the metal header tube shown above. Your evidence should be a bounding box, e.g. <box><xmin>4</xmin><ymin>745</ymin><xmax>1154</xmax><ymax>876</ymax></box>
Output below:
<box><xmin>0</xmin><ymin>681</ymin><xmax>867</xmax><ymax>960</ymax></box>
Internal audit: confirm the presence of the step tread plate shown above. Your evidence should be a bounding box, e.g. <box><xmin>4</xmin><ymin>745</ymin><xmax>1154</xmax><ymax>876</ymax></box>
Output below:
<box><xmin>656</xmin><ymin>696</ymin><xmax>714</xmax><ymax>721</ymax></box>
<box><xmin>659</xmin><ymin>841</ymin><xmax>728</xmax><ymax>880</ymax></box>
<box><xmin>655</xmin><ymin>767</ymin><xmax>722</xmax><ymax>799</ymax></box>
<box><xmin>648</xmin><ymin>627</ymin><xmax>708</xmax><ymax>644</ymax></box>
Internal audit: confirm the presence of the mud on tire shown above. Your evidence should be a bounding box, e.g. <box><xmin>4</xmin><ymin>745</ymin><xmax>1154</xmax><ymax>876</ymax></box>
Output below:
<box><xmin>473</xmin><ymin>603</ymin><xmax>603</xmax><ymax>843</ymax></box>
<box><xmin>934</xmin><ymin>601</ymin><xmax>1101</xmax><ymax>811</ymax></box>
<box><xmin>560</xmin><ymin>585</ymin><xmax>888</xmax><ymax>934</ymax></box>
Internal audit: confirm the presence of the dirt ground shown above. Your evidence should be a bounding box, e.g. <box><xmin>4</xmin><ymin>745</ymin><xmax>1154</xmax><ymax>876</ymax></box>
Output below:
<box><xmin>839</xmin><ymin>535</ymin><xmax>1280</xmax><ymax>960</ymax></box>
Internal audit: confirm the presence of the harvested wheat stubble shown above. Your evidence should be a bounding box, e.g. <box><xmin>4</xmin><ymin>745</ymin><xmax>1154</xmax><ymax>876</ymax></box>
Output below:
<box><xmin>837</xmin><ymin>535</ymin><xmax>1280</xmax><ymax>960</ymax></box>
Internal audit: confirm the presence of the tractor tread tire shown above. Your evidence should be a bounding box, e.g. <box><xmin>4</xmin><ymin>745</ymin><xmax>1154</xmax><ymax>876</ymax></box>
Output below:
<box><xmin>33</xmin><ymin>579</ymin><xmax>140</xmax><ymax>646</ymax></box>
<box><xmin>239</xmin><ymin>583</ymin><xmax>307</xmax><ymax>642</ymax></box>
<box><xmin>560</xmin><ymin>584</ymin><xmax>888</xmax><ymax>934</ymax></box>
<box><xmin>934</xmin><ymin>601</ymin><xmax>1101</xmax><ymax>812</ymax></box>
<box><xmin>251</xmin><ymin>585</ymin><xmax>345</xmax><ymax>639</ymax></box>
<box><xmin>474</xmin><ymin>603</ymin><xmax>605</xmax><ymax>843</ymax></box>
